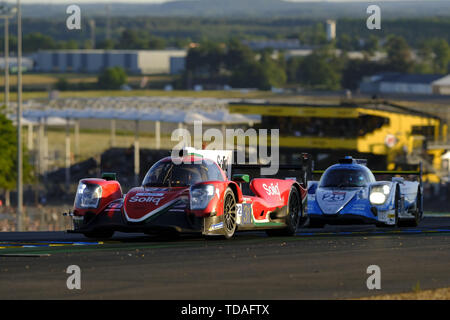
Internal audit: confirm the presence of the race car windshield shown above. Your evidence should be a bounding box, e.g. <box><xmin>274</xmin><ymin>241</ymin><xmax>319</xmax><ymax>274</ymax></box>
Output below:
<box><xmin>320</xmin><ymin>169</ymin><xmax>372</xmax><ymax>188</ymax></box>
<box><xmin>142</xmin><ymin>159</ymin><xmax>224</xmax><ymax>187</ymax></box>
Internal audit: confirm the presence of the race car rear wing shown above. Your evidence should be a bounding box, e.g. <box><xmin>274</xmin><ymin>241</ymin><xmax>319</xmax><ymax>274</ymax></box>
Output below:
<box><xmin>231</xmin><ymin>153</ymin><xmax>313</xmax><ymax>186</ymax></box>
<box><xmin>312</xmin><ymin>162</ymin><xmax>423</xmax><ymax>186</ymax></box>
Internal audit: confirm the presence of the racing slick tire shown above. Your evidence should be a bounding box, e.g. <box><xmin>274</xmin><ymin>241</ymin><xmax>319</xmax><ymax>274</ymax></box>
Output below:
<box><xmin>222</xmin><ymin>187</ymin><xmax>237</xmax><ymax>239</ymax></box>
<box><xmin>266</xmin><ymin>186</ymin><xmax>301</xmax><ymax>236</ymax></box>
<box><xmin>392</xmin><ymin>188</ymin><xmax>400</xmax><ymax>227</ymax></box>
<box><xmin>82</xmin><ymin>230</ymin><xmax>114</xmax><ymax>239</ymax></box>
<box><xmin>378</xmin><ymin>189</ymin><xmax>400</xmax><ymax>228</ymax></box>
<box><xmin>399</xmin><ymin>189</ymin><xmax>421</xmax><ymax>228</ymax></box>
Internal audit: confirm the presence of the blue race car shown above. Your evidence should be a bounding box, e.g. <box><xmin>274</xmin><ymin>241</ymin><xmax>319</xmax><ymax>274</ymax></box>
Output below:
<box><xmin>307</xmin><ymin>156</ymin><xmax>423</xmax><ymax>228</ymax></box>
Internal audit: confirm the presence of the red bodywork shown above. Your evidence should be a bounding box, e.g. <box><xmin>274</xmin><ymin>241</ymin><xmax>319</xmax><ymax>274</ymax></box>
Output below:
<box><xmin>73</xmin><ymin>178</ymin><xmax>122</xmax><ymax>217</ymax></box>
<box><xmin>69</xmin><ymin>155</ymin><xmax>307</xmax><ymax>236</ymax></box>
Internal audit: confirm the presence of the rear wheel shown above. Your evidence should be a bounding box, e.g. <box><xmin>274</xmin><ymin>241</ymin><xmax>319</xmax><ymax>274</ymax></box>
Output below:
<box><xmin>394</xmin><ymin>190</ymin><xmax>400</xmax><ymax>227</ymax></box>
<box><xmin>399</xmin><ymin>189</ymin><xmax>421</xmax><ymax>227</ymax></box>
<box><xmin>266</xmin><ymin>186</ymin><xmax>301</xmax><ymax>236</ymax></box>
<box><xmin>222</xmin><ymin>188</ymin><xmax>237</xmax><ymax>239</ymax></box>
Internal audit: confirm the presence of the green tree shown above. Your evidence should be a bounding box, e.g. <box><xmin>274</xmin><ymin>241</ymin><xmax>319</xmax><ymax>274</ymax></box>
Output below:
<box><xmin>55</xmin><ymin>78</ymin><xmax>70</xmax><ymax>91</ymax></box>
<box><xmin>83</xmin><ymin>39</ymin><xmax>93</xmax><ymax>49</ymax></box>
<box><xmin>148</xmin><ymin>36</ymin><xmax>166</xmax><ymax>50</ymax></box>
<box><xmin>259</xmin><ymin>51</ymin><xmax>287</xmax><ymax>89</ymax></box>
<box><xmin>97</xmin><ymin>67</ymin><xmax>128</xmax><ymax>90</ymax></box>
<box><xmin>23</xmin><ymin>32</ymin><xmax>57</xmax><ymax>53</ymax></box>
<box><xmin>341</xmin><ymin>59</ymin><xmax>389</xmax><ymax>90</ymax></box>
<box><xmin>116</xmin><ymin>29</ymin><xmax>148</xmax><ymax>49</ymax></box>
<box><xmin>363</xmin><ymin>35</ymin><xmax>379</xmax><ymax>57</ymax></box>
<box><xmin>0</xmin><ymin>109</ymin><xmax>33</xmax><ymax>206</ymax></box>
<box><xmin>0</xmin><ymin>35</ymin><xmax>17</xmax><ymax>53</ymax></box>
<box><xmin>58</xmin><ymin>40</ymin><xmax>79</xmax><ymax>50</ymax></box>
<box><xmin>337</xmin><ymin>34</ymin><xmax>353</xmax><ymax>52</ymax></box>
<box><xmin>286</xmin><ymin>57</ymin><xmax>302</xmax><ymax>83</ymax></box>
<box><xmin>229</xmin><ymin>49</ymin><xmax>286</xmax><ymax>90</ymax></box>
<box><xmin>230</xmin><ymin>60</ymin><xmax>265</xmax><ymax>89</ymax></box>
<box><xmin>432</xmin><ymin>39</ymin><xmax>450</xmax><ymax>74</ymax></box>
<box><xmin>97</xmin><ymin>39</ymin><xmax>116</xmax><ymax>50</ymax></box>
<box><xmin>415</xmin><ymin>40</ymin><xmax>434</xmax><ymax>74</ymax></box>
<box><xmin>185</xmin><ymin>41</ymin><xmax>225</xmax><ymax>79</ymax></box>
<box><xmin>224</xmin><ymin>38</ymin><xmax>255</xmax><ymax>70</ymax></box>
<box><xmin>296</xmin><ymin>47</ymin><xmax>341</xmax><ymax>90</ymax></box>
<box><xmin>310</xmin><ymin>23</ymin><xmax>327</xmax><ymax>45</ymax></box>
<box><xmin>384</xmin><ymin>35</ymin><xmax>414</xmax><ymax>73</ymax></box>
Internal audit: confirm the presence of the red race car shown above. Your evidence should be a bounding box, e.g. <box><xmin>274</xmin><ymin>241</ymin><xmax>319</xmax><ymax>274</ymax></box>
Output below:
<box><xmin>67</xmin><ymin>149</ymin><xmax>311</xmax><ymax>239</ymax></box>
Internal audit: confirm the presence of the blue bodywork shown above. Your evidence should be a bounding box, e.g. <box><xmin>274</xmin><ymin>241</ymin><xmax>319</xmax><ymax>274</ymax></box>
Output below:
<box><xmin>307</xmin><ymin>157</ymin><xmax>422</xmax><ymax>226</ymax></box>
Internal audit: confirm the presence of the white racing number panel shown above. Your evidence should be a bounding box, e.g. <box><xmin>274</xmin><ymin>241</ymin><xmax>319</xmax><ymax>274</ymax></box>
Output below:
<box><xmin>236</xmin><ymin>203</ymin><xmax>253</xmax><ymax>226</ymax></box>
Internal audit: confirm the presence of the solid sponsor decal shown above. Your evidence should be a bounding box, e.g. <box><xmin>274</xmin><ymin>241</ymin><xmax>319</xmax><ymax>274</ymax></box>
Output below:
<box><xmin>262</xmin><ymin>183</ymin><xmax>281</xmax><ymax>199</ymax></box>
<box><xmin>128</xmin><ymin>195</ymin><xmax>164</xmax><ymax>205</ymax></box>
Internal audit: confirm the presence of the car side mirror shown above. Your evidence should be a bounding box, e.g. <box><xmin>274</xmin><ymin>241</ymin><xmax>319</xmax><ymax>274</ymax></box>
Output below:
<box><xmin>232</xmin><ymin>174</ymin><xmax>250</xmax><ymax>183</ymax></box>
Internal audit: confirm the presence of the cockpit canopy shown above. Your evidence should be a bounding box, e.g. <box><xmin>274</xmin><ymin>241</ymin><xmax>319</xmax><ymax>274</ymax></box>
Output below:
<box><xmin>319</xmin><ymin>165</ymin><xmax>375</xmax><ymax>188</ymax></box>
<box><xmin>142</xmin><ymin>158</ymin><xmax>225</xmax><ymax>187</ymax></box>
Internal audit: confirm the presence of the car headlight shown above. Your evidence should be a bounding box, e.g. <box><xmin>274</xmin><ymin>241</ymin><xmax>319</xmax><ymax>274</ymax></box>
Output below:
<box><xmin>190</xmin><ymin>184</ymin><xmax>215</xmax><ymax>210</ymax></box>
<box><xmin>74</xmin><ymin>183</ymin><xmax>102</xmax><ymax>209</ymax></box>
<box><xmin>369</xmin><ymin>184</ymin><xmax>390</xmax><ymax>205</ymax></box>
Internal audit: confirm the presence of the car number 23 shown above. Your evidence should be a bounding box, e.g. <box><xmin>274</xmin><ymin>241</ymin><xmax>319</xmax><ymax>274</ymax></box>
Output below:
<box><xmin>322</xmin><ymin>192</ymin><xmax>345</xmax><ymax>202</ymax></box>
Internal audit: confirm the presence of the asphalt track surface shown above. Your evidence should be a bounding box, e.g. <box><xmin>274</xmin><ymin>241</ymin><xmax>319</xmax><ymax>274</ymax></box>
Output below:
<box><xmin>0</xmin><ymin>215</ymin><xmax>449</xmax><ymax>300</ymax></box>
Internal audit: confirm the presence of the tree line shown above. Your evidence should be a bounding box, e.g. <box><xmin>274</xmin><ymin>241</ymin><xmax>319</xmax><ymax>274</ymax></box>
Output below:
<box><xmin>181</xmin><ymin>35</ymin><xmax>450</xmax><ymax>91</ymax></box>
<box><xmin>1</xmin><ymin>17</ymin><xmax>449</xmax><ymax>53</ymax></box>
<box><xmin>54</xmin><ymin>33</ymin><xmax>450</xmax><ymax>92</ymax></box>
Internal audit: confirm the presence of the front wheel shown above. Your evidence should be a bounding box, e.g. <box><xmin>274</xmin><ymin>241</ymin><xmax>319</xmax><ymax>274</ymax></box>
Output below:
<box><xmin>222</xmin><ymin>188</ymin><xmax>237</xmax><ymax>239</ymax></box>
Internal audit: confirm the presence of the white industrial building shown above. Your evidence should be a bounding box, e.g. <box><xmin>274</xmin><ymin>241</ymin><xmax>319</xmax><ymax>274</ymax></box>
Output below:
<box><xmin>360</xmin><ymin>73</ymin><xmax>449</xmax><ymax>95</ymax></box>
<box><xmin>32</xmin><ymin>49</ymin><xmax>187</xmax><ymax>75</ymax></box>
<box><xmin>326</xmin><ymin>20</ymin><xmax>336</xmax><ymax>41</ymax></box>
<box><xmin>0</xmin><ymin>57</ymin><xmax>34</xmax><ymax>71</ymax></box>
<box><xmin>432</xmin><ymin>75</ymin><xmax>450</xmax><ymax>95</ymax></box>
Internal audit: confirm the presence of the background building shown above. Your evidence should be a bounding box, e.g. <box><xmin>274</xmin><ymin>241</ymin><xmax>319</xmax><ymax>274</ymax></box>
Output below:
<box><xmin>432</xmin><ymin>75</ymin><xmax>450</xmax><ymax>95</ymax></box>
<box><xmin>229</xmin><ymin>101</ymin><xmax>446</xmax><ymax>182</ymax></box>
<box><xmin>326</xmin><ymin>20</ymin><xmax>336</xmax><ymax>41</ymax></box>
<box><xmin>32</xmin><ymin>49</ymin><xmax>187</xmax><ymax>74</ymax></box>
<box><xmin>242</xmin><ymin>39</ymin><xmax>303</xmax><ymax>50</ymax></box>
<box><xmin>0</xmin><ymin>57</ymin><xmax>34</xmax><ymax>72</ymax></box>
<box><xmin>360</xmin><ymin>73</ymin><xmax>449</xmax><ymax>95</ymax></box>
